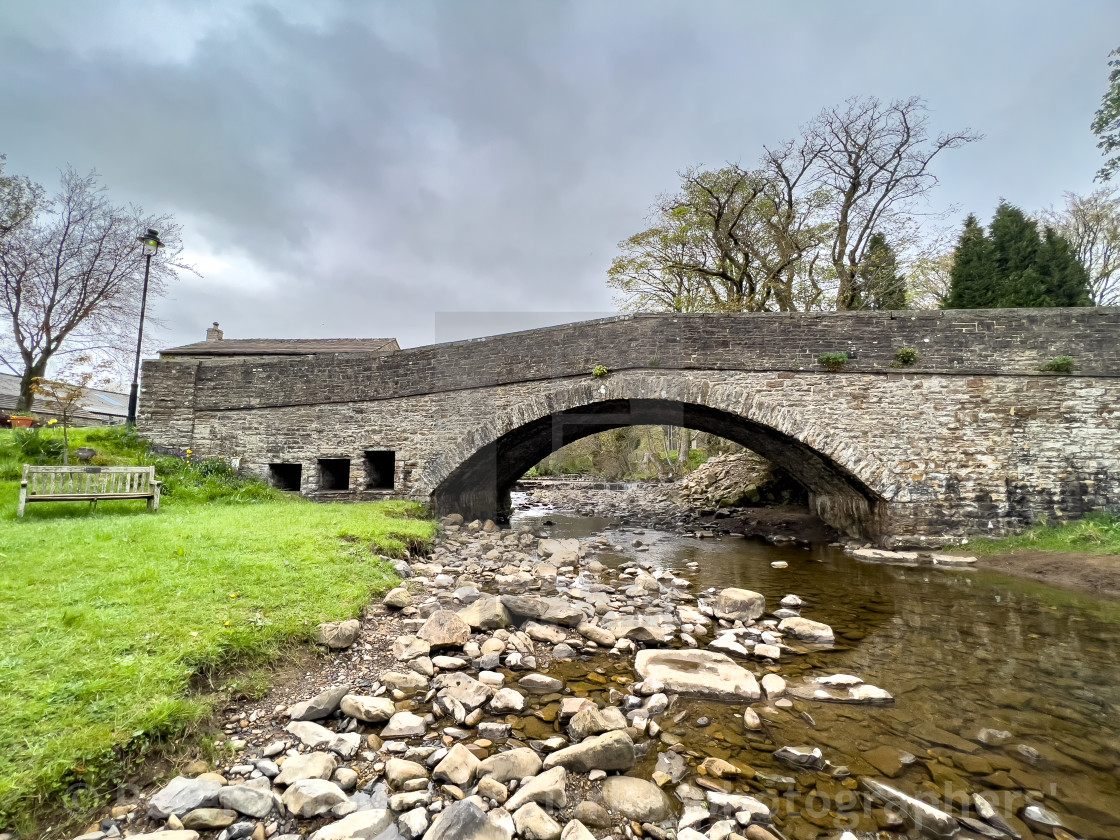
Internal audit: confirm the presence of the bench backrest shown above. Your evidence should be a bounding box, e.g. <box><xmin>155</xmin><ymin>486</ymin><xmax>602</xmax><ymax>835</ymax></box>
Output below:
<box><xmin>22</xmin><ymin>465</ymin><xmax>157</xmax><ymax>497</ymax></box>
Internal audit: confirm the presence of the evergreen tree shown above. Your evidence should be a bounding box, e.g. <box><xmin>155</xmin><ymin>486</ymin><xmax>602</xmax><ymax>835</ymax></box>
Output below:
<box><xmin>858</xmin><ymin>232</ymin><xmax>907</xmax><ymax>309</ymax></box>
<box><xmin>945</xmin><ymin>214</ymin><xmax>994</xmax><ymax>308</ymax></box>
<box><xmin>945</xmin><ymin>204</ymin><xmax>1093</xmax><ymax>309</ymax></box>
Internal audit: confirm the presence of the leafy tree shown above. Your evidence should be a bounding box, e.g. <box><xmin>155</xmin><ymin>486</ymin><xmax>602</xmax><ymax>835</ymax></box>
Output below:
<box><xmin>945</xmin><ymin>204</ymin><xmax>1092</xmax><ymax>309</ymax></box>
<box><xmin>1042</xmin><ymin>188</ymin><xmax>1120</xmax><ymax>305</ymax></box>
<box><xmin>30</xmin><ymin>354</ymin><xmax>114</xmax><ymax>465</ymax></box>
<box><xmin>857</xmin><ymin>232</ymin><xmax>907</xmax><ymax>309</ymax></box>
<box><xmin>0</xmin><ymin>165</ymin><xmax>187</xmax><ymax>412</ymax></box>
<box><xmin>1092</xmin><ymin>47</ymin><xmax>1120</xmax><ymax>182</ymax></box>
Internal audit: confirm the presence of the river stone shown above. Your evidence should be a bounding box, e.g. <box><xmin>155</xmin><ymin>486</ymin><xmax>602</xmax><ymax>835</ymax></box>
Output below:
<box><xmin>542</xmin><ymin>730</ymin><xmax>635</xmax><ymax>773</ymax></box>
<box><xmin>560</xmin><ymin>820</ymin><xmax>596</xmax><ymax>840</ymax></box>
<box><xmin>217</xmin><ymin>785</ymin><xmax>274</xmax><ymax>818</ymax></box>
<box><xmin>148</xmin><ymin>777</ymin><xmax>223</xmax><ymax>819</ymax></box>
<box><xmin>505</xmin><ymin>766</ymin><xmax>568</xmax><ymax>811</ymax></box>
<box><xmin>130</xmin><ymin>834</ymin><xmax>199</xmax><ymax>840</ymax></box>
<box><xmin>274</xmin><ymin>752</ymin><xmax>337</xmax><ymax>786</ymax></box>
<box><xmin>601</xmin><ymin>777</ymin><xmax>671</xmax><ymax>822</ymax></box>
<box><xmin>524</xmin><ymin>621</ymin><xmax>568</xmax><ymax>644</ymax></box>
<box><xmin>573</xmin><ymin>801</ymin><xmax>611</xmax><ymax>828</ymax></box>
<box><xmin>341</xmin><ymin>694</ymin><xmax>396</xmax><ymax>723</ymax></box>
<box><xmin>181</xmin><ymin>808</ymin><xmax>238</xmax><ymax>830</ymax></box>
<box><xmin>434</xmin><ymin>672</ymin><xmax>494</xmax><ymax>710</ymax></box>
<box><xmin>288</xmin><ymin>684</ymin><xmax>351</xmax><ymax>721</ymax></box>
<box><xmin>285</xmin><ymin>720</ymin><xmax>334</xmax><ymax>749</ymax></box>
<box><xmin>381</xmin><ymin>711</ymin><xmax>427</xmax><ymax>739</ymax></box>
<box><xmin>567</xmin><ymin>705</ymin><xmax>627</xmax><ymax>741</ymax></box>
<box><xmin>519</xmin><ymin>673</ymin><xmax>563</xmax><ymax>694</ymax></box>
<box><xmin>458</xmin><ymin>597</ymin><xmax>513</xmax><ymax>630</ymax></box>
<box><xmin>634</xmin><ymin>649</ymin><xmax>760</xmax><ymax>701</ymax></box>
<box><xmin>418</xmin><ymin>610</ymin><xmax>471</xmax><ymax>648</ymax></box>
<box><xmin>477</xmin><ymin>747</ymin><xmax>544</xmax><ymax>783</ymax></box>
<box><xmin>488</xmin><ymin>687</ymin><xmax>526</xmax><ymax>713</ymax></box>
<box><xmin>705</xmin><ymin>791</ymin><xmax>770</xmax><ymax>820</ymax></box>
<box><xmin>281</xmin><ymin>779</ymin><xmax>348</xmax><ymax>818</ymax></box>
<box><xmin>861</xmin><ymin>745</ymin><xmax>908</xmax><ymax>777</ymax></box>
<box><xmin>309</xmin><ymin>809</ymin><xmax>395</xmax><ymax>840</ymax></box>
<box><xmin>379</xmin><ymin>670</ymin><xmax>429</xmax><ymax>695</ymax></box>
<box><xmin>393</xmin><ymin>635</ymin><xmax>431</xmax><ymax>661</ymax></box>
<box><xmin>433</xmin><ymin>744</ymin><xmax>481</xmax><ymax>787</ymax></box>
<box><xmin>513</xmin><ymin>802</ymin><xmax>562</xmax><ymax>840</ymax></box>
<box><xmin>398</xmin><ymin>807</ymin><xmax>430</xmax><ymax>840</ymax></box>
<box><xmin>316</xmin><ymin>619</ymin><xmax>361</xmax><ymax>649</ymax></box>
<box><xmin>538</xmin><ymin>538</ymin><xmax>580</xmax><ymax>558</ymax></box>
<box><xmin>778</xmin><ymin>616</ymin><xmax>834</xmax><ymax>643</ymax></box>
<box><xmin>576</xmin><ymin>622</ymin><xmax>616</xmax><ymax>647</ymax></box>
<box><xmin>383</xmin><ymin>588</ymin><xmax>413</xmax><ymax>609</ymax></box>
<box><xmin>714</xmin><ymin>588</ymin><xmax>765</xmax><ymax>621</ymax></box>
<box><xmin>760</xmin><ymin>673</ymin><xmax>786</xmax><ymax>698</ymax></box>
<box><xmin>424</xmin><ymin>799</ymin><xmax>510</xmax><ymax>840</ymax></box>
<box><xmin>501</xmin><ymin>595</ymin><xmax>584</xmax><ymax>627</ymax></box>
<box><xmin>860</xmin><ymin>779</ymin><xmax>957</xmax><ymax>837</ymax></box>
<box><xmin>385</xmin><ymin>758</ymin><xmax>429</xmax><ymax>788</ymax></box>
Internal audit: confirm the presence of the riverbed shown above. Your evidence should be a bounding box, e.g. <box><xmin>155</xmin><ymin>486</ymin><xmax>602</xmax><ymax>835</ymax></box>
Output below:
<box><xmin>511</xmin><ymin>496</ymin><xmax>1120</xmax><ymax>839</ymax></box>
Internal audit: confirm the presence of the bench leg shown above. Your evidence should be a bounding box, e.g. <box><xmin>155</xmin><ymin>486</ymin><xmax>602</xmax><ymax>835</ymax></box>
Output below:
<box><xmin>18</xmin><ymin>484</ymin><xmax>27</xmax><ymax>518</ymax></box>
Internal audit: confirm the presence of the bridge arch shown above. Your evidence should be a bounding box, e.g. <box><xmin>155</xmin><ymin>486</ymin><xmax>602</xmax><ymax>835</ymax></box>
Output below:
<box><xmin>426</xmin><ymin>374</ymin><xmax>891</xmax><ymax>537</ymax></box>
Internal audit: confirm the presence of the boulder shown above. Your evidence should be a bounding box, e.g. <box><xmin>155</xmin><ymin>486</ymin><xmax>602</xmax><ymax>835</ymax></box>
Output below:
<box><xmin>216</xmin><ymin>785</ymin><xmax>274</xmax><ymax>818</ymax></box>
<box><xmin>273</xmin><ymin>752</ymin><xmax>337</xmax><ymax>786</ymax></box>
<box><xmin>385</xmin><ymin>758</ymin><xmax>429</xmax><ymax>788</ymax></box>
<box><xmin>379</xmin><ymin>670</ymin><xmax>429</xmax><ymax>696</ymax></box>
<box><xmin>505</xmin><ymin>766</ymin><xmax>568</xmax><ymax>811</ymax></box>
<box><xmin>288</xmin><ymin>685</ymin><xmax>350</xmax><ymax>721</ymax></box>
<box><xmin>309</xmin><ymin>809</ymin><xmax>395</xmax><ymax>840</ymax></box>
<box><xmin>566</xmin><ymin>706</ymin><xmax>627</xmax><ymax>741</ymax></box>
<box><xmin>488</xmin><ymin>688</ymin><xmax>526</xmax><ymax>714</ymax></box>
<box><xmin>393</xmin><ymin>635</ymin><xmax>431</xmax><ymax>661</ymax></box>
<box><xmin>315</xmin><ymin>619</ymin><xmax>360</xmax><ymax>649</ymax></box>
<box><xmin>433</xmin><ymin>672</ymin><xmax>493</xmax><ymax>710</ymax></box>
<box><xmin>714</xmin><ymin>588</ymin><xmax>765</xmax><ymax>621</ymax></box>
<box><xmin>477</xmin><ymin>747</ymin><xmax>544</xmax><ymax>784</ymax></box>
<box><xmin>600</xmin><ymin>776</ymin><xmax>671</xmax><ymax>822</ymax></box>
<box><xmin>418</xmin><ymin>611</ymin><xmax>471</xmax><ymax>648</ymax></box>
<box><xmin>778</xmin><ymin>616</ymin><xmax>834</xmax><ymax>643</ymax></box>
<box><xmin>281</xmin><ymin>779</ymin><xmax>348</xmax><ymax>818</ymax></box>
<box><xmin>500</xmin><ymin>595</ymin><xmax>584</xmax><ymax>627</ymax></box>
<box><xmin>513</xmin><ymin>802</ymin><xmax>562</xmax><ymax>840</ymax></box>
<box><xmin>604</xmin><ymin>618</ymin><xmax>672</xmax><ymax>644</ymax></box>
<box><xmin>398</xmin><ymin>807</ymin><xmax>429</xmax><ymax>839</ymax></box>
<box><xmin>424</xmin><ymin>799</ymin><xmax>511</xmax><ymax>840</ymax></box>
<box><xmin>147</xmin><ymin>777</ymin><xmax>223</xmax><ymax>819</ymax></box>
<box><xmin>519</xmin><ymin>674</ymin><xmax>563</xmax><ymax>694</ymax></box>
<box><xmin>542</xmin><ymin>730</ymin><xmax>635</xmax><ymax>773</ymax></box>
<box><xmin>433</xmin><ymin>743</ymin><xmax>481</xmax><ymax>787</ymax></box>
<box><xmin>381</xmin><ymin>711</ymin><xmax>428</xmax><ymax>740</ymax></box>
<box><xmin>457</xmin><ymin>597</ymin><xmax>513</xmax><ymax>630</ymax></box>
<box><xmin>633</xmin><ymin>649</ymin><xmax>760</xmax><ymax>702</ymax></box>
<box><xmin>341</xmin><ymin>694</ymin><xmax>396</xmax><ymax>723</ymax></box>
<box><xmin>383</xmin><ymin>588</ymin><xmax>413</xmax><ymax>609</ymax></box>
<box><xmin>560</xmin><ymin>821</ymin><xmax>596</xmax><ymax>840</ymax></box>
<box><xmin>576</xmin><ymin>623</ymin><xmax>616</xmax><ymax>647</ymax></box>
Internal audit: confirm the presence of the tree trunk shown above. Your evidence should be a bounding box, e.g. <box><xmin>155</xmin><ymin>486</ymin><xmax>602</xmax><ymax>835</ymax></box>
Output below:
<box><xmin>679</xmin><ymin>428</ymin><xmax>692</xmax><ymax>471</ymax></box>
<box><xmin>16</xmin><ymin>359</ymin><xmax>47</xmax><ymax>413</ymax></box>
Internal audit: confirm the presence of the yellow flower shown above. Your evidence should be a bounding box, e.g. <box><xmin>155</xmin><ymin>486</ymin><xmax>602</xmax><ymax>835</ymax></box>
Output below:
<box><xmin>224</xmin><ymin>621</ymin><xmax>231</xmax><ymax>626</ymax></box>
<box><xmin>47</xmin><ymin>419</ymin><xmax>58</xmax><ymax>425</ymax></box>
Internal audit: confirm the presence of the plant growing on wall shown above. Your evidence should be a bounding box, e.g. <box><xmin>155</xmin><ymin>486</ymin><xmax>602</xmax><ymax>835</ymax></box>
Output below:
<box><xmin>893</xmin><ymin>347</ymin><xmax>919</xmax><ymax>367</ymax></box>
<box><xmin>1039</xmin><ymin>356</ymin><xmax>1075</xmax><ymax>373</ymax></box>
<box><xmin>591</xmin><ymin>365</ymin><xmax>609</xmax><ymax>377</ymax></box>
<box><xmin>817</xmin><ymin>352</ymin><xmax>848</xmax><ymax>372</ymax></box>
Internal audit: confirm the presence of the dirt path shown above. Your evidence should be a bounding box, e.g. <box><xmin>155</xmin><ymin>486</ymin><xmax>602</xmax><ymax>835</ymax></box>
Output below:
<box><xmin>976</xmin><ymin>550</ymin><xmax>1120</xmax><ymax>600</ymax></box>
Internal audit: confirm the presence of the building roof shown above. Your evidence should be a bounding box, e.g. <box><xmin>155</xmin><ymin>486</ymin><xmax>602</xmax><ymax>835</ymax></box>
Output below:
<box><xmin>0</xmin><ymin>372</ymin><xmax>129</xmax><ymax>419</ymax></box>
<box><xmin>159</xmin><ymin>337</ymin><xmax>401</xmax><ymax>357</ymax></box>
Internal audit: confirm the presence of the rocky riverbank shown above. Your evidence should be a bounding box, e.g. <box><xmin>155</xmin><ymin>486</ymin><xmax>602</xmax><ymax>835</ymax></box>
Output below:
<box><xmin>67</xmin><ymin>511</ymin><xmax>1084</xmax><ymax>840</ymax></box>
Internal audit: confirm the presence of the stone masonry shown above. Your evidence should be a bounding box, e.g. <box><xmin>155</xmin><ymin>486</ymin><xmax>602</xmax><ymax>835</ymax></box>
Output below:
<box><xmin>138</xmin><ymin>308</ymin><xmax>1120</xmax><ymax>542</ymax></box>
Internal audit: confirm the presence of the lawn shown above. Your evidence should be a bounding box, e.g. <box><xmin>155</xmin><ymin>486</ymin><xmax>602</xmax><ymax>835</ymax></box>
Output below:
<box><xmin>0</xmin><ymin>427</ymin><xmax>435</xmax><ymax>830</ymax></box>
<box><xmin>964</xmin><ymin>512</ymin><xmax>1120</xmax><ymax>555</ymax></box>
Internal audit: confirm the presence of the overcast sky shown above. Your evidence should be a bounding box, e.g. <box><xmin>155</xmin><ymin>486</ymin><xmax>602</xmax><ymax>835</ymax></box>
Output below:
<box><xmin>2</xmin><ymin>1</ymin><xmax>1117</xmax><ymax>351</ymax></box>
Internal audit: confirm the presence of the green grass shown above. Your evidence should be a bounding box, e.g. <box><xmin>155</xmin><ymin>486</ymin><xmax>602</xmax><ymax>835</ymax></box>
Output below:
<box><xmin>964</xmin><ymin>512</ymin><xmax>1120</xmax><ymax>555</ymax></box>
<box><xmin>0</xmin><ymin>427</ymin><xmax>435</xmax><ymax>830</ymax></box>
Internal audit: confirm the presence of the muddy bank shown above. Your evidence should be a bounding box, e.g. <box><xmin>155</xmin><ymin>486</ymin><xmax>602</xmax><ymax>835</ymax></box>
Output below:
<box><xmin>974</xmin><ymin>550</ymin><xmax>1120</xmax><ymax>600</ymax></box>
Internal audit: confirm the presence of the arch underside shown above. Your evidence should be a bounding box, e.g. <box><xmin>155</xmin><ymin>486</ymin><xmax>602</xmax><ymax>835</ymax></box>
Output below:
<box><xmin>431</xmin><ymin>399</ymin><xmax>884</xmax><ymax>537</ymax></box>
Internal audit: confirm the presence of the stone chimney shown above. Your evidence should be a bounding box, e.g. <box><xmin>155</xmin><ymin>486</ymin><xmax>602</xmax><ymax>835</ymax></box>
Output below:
<box><xmin>206</xmin><ymin>322</ymin><xmax>224</xmax><ymax>342</ymax></box>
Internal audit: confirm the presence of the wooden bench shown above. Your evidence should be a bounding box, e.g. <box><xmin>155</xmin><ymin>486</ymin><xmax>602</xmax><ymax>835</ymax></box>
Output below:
<box><xmin>18</xmin><ymin>465</ymin><xmax>162</xmax><ymax>517</ymax></box>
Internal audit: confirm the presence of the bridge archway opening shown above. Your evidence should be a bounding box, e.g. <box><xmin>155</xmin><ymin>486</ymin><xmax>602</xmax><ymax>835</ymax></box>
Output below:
<box><xmin>432</xmin><ymin>399</ymin><xmax>883</xmax><ymax>537</ymax></box>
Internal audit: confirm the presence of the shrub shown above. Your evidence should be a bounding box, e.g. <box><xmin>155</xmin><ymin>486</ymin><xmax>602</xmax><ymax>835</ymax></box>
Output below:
<box><xmin>12</xmin><ymin>428</ymin><xmax>66</xmax><ymax>464</ymax></box>
<box><xmin>894</xmin><ymin>347</ymin><xmax>919</xmax><ymax>367</ymax></box>
<box><xmin>1039</xmin><ymin>356</ymin><xmax>1075</xmax><ymax>373</ymax></box>
<box><xmin>591</xmin><ymin>365</ymin><xmax>609</xmax><ymax>378</ymax></box>
<box><xmin>817</xmin><ymin>352</ymin><xmax>848</xmax><ymax>372</ymax></box>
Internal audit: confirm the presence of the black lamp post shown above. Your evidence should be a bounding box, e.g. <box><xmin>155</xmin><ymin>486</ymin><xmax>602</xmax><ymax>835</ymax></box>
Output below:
<box><xmin>127</xmin><ymin>228</ymin><xmax>163</xmax><ymax>426</ymax></box>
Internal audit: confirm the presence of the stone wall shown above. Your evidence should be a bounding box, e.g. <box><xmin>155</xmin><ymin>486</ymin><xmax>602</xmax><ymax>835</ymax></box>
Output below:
<box><xmin>138</xmin><ymin>309</ymin><xmax>1120</xmax><ymax>543</ymax></box>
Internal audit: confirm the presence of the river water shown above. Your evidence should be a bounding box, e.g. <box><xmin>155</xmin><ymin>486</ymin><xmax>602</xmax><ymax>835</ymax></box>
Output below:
<box><xmin>509</xmin><ymin>497</ymin><xmax>1120</xmax><ymax>839</ymax></box>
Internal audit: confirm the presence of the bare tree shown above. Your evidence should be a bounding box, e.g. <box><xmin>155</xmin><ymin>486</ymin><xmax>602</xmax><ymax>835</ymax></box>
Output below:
<box><xmin>0</xmin><ymin>154</ymin><xmax>43</xmax><ymax>240</ymax></box>
<box><xmin>0</xmin><ymin>166</ymin><xmax>187</xmax><ymax>411</ymax></box>
<box><xmin>803</xmin><ymin>96</ymin><xmax>981</xmax><ymax>309</ymax></box>
<box><xmin>1042</xmin><ymin>188</ymin><xmax>1120</xmax><ymax>306</ymax></box>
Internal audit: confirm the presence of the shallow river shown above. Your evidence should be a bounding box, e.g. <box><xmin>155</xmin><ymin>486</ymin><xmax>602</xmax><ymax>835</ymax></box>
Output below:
<box><xmin>510</xmin><ymin>498</ymin><xmax>1120</xmax><ymax>839</ymax></box>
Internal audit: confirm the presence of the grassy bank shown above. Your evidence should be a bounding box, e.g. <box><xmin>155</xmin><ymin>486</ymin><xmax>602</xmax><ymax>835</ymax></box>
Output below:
<box><xmin>0</xmin><ymin>427</ymin><xmax>435</xmax><ymax>830</ymax></box>
<box><xmin>964</xmin><ymin>513</ymin><xmax>1120</xmax><ymax>556</ymax></box>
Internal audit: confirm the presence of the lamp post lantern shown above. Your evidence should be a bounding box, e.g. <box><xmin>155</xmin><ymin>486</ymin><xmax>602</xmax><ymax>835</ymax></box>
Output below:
<box><xmin>127</xmin><ymin>228</ymin><xmax>163</xmax><ymax>426</ymax></box>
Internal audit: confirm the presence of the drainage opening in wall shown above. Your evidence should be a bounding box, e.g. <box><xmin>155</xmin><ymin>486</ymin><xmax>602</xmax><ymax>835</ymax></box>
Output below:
<box><xmin>318</xmin><ymin>458</ymin><xmax>351</xmax><ymax>491</ymax></box>
<box><xmin>269</xmin><ymin>462</ymin><xmax>302</xmax><ymax>491</ymax></box>
<box><xmin>364</xmin><ymin>450</ymin><xmax>395</xmax><ymax>490</ymax></box>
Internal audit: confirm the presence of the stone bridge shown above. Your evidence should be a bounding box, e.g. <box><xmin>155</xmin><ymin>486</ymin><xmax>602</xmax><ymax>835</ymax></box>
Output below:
<box><xmin>139</xmin><ymin>309</ymin><xmax>1120</xmax><ymax>543</ymax></box>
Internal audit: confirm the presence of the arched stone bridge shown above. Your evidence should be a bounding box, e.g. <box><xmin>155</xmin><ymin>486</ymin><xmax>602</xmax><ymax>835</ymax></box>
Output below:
<box><xmin>139</xmin><ymin>309</ymin><xmax>1120</xmax><ymax>542</ymax></box>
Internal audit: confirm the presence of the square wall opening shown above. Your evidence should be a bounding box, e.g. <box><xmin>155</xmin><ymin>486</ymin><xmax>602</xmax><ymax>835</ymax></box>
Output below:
<box><xmin>364</xmin><ymin>450</ymin><xmax>395</xmax><ymax>490</ymax></box>
<box><xmin>269</xmin><ymin>462</ymin><xmax>302</xmax><ymax>491</ymax></box>
<box><xmin>318</xmin><ymin>458</ymin><xmax>350</xmax><ymax>491</ymax></box>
